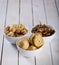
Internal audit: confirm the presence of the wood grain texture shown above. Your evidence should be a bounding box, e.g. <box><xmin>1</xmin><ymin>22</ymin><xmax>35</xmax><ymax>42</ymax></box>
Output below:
<box><xmin>0</xmin><ymin>0</ymin><xmax>59</xmax><ymax>65</ymax></box>
<box><xmin>50</xmin><ymin>38</ymin><xmax>59</xmax><ymax>65</ymax></box>
<box><xmin>55</xmin><ymin>0</ymin><xmax>59</xmax><ymax>16</ymax></box>
<box><xmin>44</xmin><ymin>0</ymin><xmax>59</xmax><ymax>65</ymax></box>
<box><xmin>44</xmin><ymin>0</ymin><xmax>59</xmax><ymax>37</ymax></box>
<box><xmin>32</xmin><ymin>0</ymin><xmax>52</xmax><ymax>65</ymax></box>
<box><xmin>32</xmin><ymin>0</ymin><xmax>46</xmax><ymax>25</ymax></box>
<box><xmin>0</xmin><ymin>0</ymin><xmax>7</xmax><ymax>63</ymax></box>
<box><xmin>19</xmin><ymin>0</ymin><xmax>35</xmax><ymax>65</ymax></box>
<box><xmin>20</xmin><ymin>0</ymin><xmax>32</xmax><ymax>35</ymax></box>
<box><xmin>2</xmin><ymin>0</ymin><xmax>19</xmax><ymax>65</ymax></box>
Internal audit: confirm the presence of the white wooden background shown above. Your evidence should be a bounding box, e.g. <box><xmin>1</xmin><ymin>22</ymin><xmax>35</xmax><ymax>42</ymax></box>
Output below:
<box><xmin>0</xmin><ymin>0</ymin><xmax>59</xmax><ymax>65</ymax></box>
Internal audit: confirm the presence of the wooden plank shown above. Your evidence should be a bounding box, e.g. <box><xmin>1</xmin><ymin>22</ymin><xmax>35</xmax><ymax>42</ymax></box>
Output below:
<box><xmin>44</xmin><ymin>0</ymin><xmax>59</xmax><ymax>37</ymax></box>
<box><xmin>32</xmin><ymin>0</ymin><xmax>46</xmax><ymax>25</ymax></box>
<box><xmin>36</xmin><ymin>43</ymin><xmax>52</xmax><ymax>65</ymax></box>
<box><xmin>32</xmin><ymin>0</ymin><xmax>52</xmax><ymax>65</ymax></box>
<box><xmin>19</xmin><ymin>54</ymin><xmax>35</xmax><ymax>65</ymax></box>
<box><xmin>19</xmin><ymin>0</ymin><xmax>35</xmax><ymax>65</ymax></box>
<box><xmin>2</xmin><ymin>0</ymin><xmax>19</xmax><ymax>65</ymax></box>
<box><xmin>50</xmin><ymin>38</ymin><xmax>59</xmax><ymax>65</ymax></box>
<box><xmin>0</xmin><ymin>0</ymin><xmax>2</xmax><ymax>12</ymax></box>
<box><xmin>44</xmin><ymin>0</ymin><xmax>59</xmax><ymax>65</ymax></box>
<box><xmin>55</xmin><ymin>0</ymin><xmax>59</xmax><ymax>16</ymax></box>
<box><xmin>0</xmin><ymin>0</ymin><xmax>7</xmax><ymax>63</ymax></box>
<box><xmin>6</xmin><ymin>0</ymin><xmax>19</xmax><ymax>25</ymax></box>
<box><xmin>20</xmin><ymin>0</ymin><xmax>33</xmax><ymax>35</ymax></box>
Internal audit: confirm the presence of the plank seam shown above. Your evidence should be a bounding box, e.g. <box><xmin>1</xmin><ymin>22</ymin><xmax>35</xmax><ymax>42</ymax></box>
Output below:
<box><xmin>31</xmin><ymin>0</ymin><xmax>34</xmax><ymax>26</ymax></box>
<box><xmin>18</xmin><ymin>0</ymin><xmax>21</xmax><ymax>65</ymax></box>
<box><xmin>54</xmin><ymin>0</ymin><xmax>59</xmax><ymax>16</ymax></box>
<box><xmin>18</xmin><ymin>51</ymin><xmax>19</xmax><ymax>65</ymax></box>
<box><xmin>34</xmin><ymin>56</ymin><xmax>36</xmax><ymax>65</ymax></box>
<box><xmin>43</xmin><ymin>0</ymin><xmax>54</xmax><ymax>65</ymax></box>
<box><xmin>43</xmin><ymin>0</ymin><xmax>48</xmax><ymax>24</ymax></box>
<box><xmin>0</xmin><ymin>36</ymin><xmax>4</xmax><ymax>65</ymax></box>
<box><xmin>0</xmin><ymin>0</ymin><xmax>8</xmax><ymax>65</ymax></box>
<box><xmin>31</xmin><ymin>0</ymin><xmax>36</xmax><ymax>65</ymax></box>
<box><xmin>19</xmin><ymin>0</ymin><xmax>21</xmax><ymax>24</ymax></box>
<box><xmin>49</xmin><ymin>42</ymin><xmax>54</xmax><ymax>65</ymax></box>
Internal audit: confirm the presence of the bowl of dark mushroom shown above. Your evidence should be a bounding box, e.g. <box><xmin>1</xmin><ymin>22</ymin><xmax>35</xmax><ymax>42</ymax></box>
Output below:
<box><xmin>31</xmin><ymin>23</ymin><xmax>55</xmax><ymax>43</ymax></box>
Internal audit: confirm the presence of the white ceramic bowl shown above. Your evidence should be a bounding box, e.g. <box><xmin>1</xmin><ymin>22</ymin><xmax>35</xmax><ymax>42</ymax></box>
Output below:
<box><xmin>43</xmin><ymin>32</ymin><xmax>55</xmax><ymax>44</ymax></box>
<box><xmin>3</xmin><ymin>24</ymin><xmax>28</xmax><ymax>44</ymax></box>
<box><xmin>4</xmin><ymin>33</ymin><xmax>28</xmax><ymax>44</ymax></box>
<box><xmin>43</xmin><ymin>25</ymin><xmax>55</xmax><ymax>44</ymax></box>
<box><xmin>32</xmin><ymin>25</ymin><xmax>55</xmax><ymax>44</ymax></box>
<box><xmin>16</xmin><ymin>37</ymin><xmax>44</xmax><ymax>57</ymax></box>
